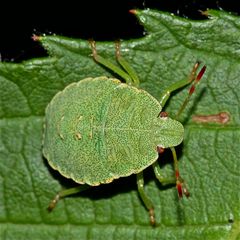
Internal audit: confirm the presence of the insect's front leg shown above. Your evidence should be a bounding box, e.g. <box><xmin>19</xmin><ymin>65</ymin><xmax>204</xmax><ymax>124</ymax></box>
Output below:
<box><xmin>159</xmin><ymin>62</ymin><xmax>206</xmax><ymax>115</ymax></box>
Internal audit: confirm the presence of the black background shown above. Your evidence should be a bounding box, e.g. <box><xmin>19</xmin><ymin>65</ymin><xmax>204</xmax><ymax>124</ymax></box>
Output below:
<box><xmin>0</xmin><ymin>0</ymin><xmax>239</xmax><ymax>62</ymax></box>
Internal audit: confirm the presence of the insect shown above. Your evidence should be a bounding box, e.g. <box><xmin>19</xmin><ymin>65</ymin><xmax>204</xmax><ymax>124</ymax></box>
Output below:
<box><xmin>43</xmin><ymin>40</ymin><xmax>206</xmax><ymax>225</ymax></box>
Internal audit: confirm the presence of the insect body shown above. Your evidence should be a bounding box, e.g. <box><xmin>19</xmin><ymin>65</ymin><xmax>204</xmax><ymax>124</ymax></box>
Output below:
<box><xmin>43</xmin><ymin>41</ymin><xmax>206</xmax><ymax>225</ymax></box>
<box><xmin>44</xmin><ymin>77</ymin><xmax>184</xmax><ymax>185</ymax></box>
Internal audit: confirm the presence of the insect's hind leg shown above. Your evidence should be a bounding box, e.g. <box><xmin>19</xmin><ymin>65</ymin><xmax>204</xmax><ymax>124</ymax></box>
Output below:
<box><xmin>115</xmin><ymin>41</ymin><xmax>140</xmax><ymax>87</ymax></box>
<box><xmin>48</xmin><ymin>184</ymin><xmax>90</xmax><ymax>211</ymax></box>
<box><xmin>152</xmin><ymin>161</ymin><xmax>176</xmax><ymax>186</ymax></box>
<box><xmin>89</xmin><ymin>40</ymin><xmax>134</xmax><ymax>85</ymax></box>
<box><xmin>137</xmin><ymin>172</ymin><xmax>155</xmax><ymax>226</ymax></box>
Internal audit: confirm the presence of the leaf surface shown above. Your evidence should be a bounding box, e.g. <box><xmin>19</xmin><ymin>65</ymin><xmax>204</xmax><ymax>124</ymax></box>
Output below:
<box><xmin>0</xmin><ymin>9</ymin><xmax>239</xmax><ymax>240</ymax></box>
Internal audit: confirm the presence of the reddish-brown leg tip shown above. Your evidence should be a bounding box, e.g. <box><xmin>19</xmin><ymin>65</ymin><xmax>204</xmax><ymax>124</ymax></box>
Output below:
<box><xmin>47</xmin><ymin>193</ymin><xmax>60</xmax><ymax>212</ymax></box>
<box><xmin>149</xmin><ymin>208</ymin><xmax>156</xmax><ymax>226</ymax></box>
<box><xmin>183</xmin><ymin>187</ymin><xmax>190</xmax><ymax>198</ymax></box>
<box><xmin>129</xmin><ymin>9</ymin><xmax>137</xmax><ymax>15</ymax></box>
<box><xmin>32</xmin><ymin>34</ymin><xmax>41</xmax><ymax>42</ymax></box>
<box><xmin>196</xmin><ymin>65</ymin><xmax>207</xmax><ymax>81</ymax></box>
<box><xmin>176</xmin><ymin>182</ymin><xmax>183</xmax><ymax>198</ymax></box>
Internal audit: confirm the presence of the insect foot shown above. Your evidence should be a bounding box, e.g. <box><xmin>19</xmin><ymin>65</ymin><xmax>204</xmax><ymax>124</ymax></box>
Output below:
<box><xmin>47</xmin><ymin>193</ymin><xmax>60</xmax><ymax>212</ymax></box>
<box><xmin>149</xmin><ymin>208</ymin><xmax>156</xmax><ymax>226</ymax></box>
<box><xmin>176</xmin><ymin>170</ymin><xmax>190</xmax><ymax>198</ymax></box>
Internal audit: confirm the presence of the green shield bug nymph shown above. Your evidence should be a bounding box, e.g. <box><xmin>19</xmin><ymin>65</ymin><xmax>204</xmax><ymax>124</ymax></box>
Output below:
<box><xmin>43</xmin><ymin>40</ymin><xmax>206</xmax><ymax>226</ymax></box>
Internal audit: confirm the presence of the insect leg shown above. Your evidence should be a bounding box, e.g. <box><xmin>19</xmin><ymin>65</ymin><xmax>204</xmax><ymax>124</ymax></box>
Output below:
<box><xmin>137</xmin><ymin>172</ymin><xmax>155</xmax><ymax>226</ymax></box>
<box><xmin>170</xmin><ymin>147</ymin><xmax>190</xmax><ymax>198</ymax></box>
<box><xmin>89</xmin><ymin>40</ymin><xmax>133</xmax><ymax>85</ymax></box>
<box><xmin>48</xmin><ymin>184</ymin><xmax>90</xmax><ymax>211</ymax></box>
<box><xmin>159</xmin><ymin>62</ymin><xmax>206</xmax><ymax>112</ymax></box>
<box><xmin>152</xmin><ymin>161</ymin><xmax>176</xmax><ymax>185</ymax></box>
<box><xmin>115</xmin><ymin>41</ymin><xmax>140</xmax><ymax>87</ymax></box>
<box><xmin>175</xmin><ymin>64</ymin><xmax>206</xmax><ymax>119</ymax></box>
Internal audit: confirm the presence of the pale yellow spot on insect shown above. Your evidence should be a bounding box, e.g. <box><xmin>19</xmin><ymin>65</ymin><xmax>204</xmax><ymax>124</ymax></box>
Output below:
<box><xmin>73</xmin><ymin>115</ymin><xmax>83</xmax><ymax>140</ymax></box>
<box><xmin>75</xmin><ymin>132</ymin><xmax>82</xmax><ymax>140</ymax></box>
<box><xmin>76</xmin><ymin>116</ymin><xmax>83</xmax><ymax>122</ymax></box>
<box><xmin>57</xmin><ymin>115</ymin><xmax>65</xmax><ymax>140</ymax></box>
<box><xmin>89</xmin><ymin>132</ymin><xmax>93</xmax><ymax>139</ymax></box>
<box><xmin>105</xmin><ymin>178</ymin><xmax>114</xmax><ymax>184</ymax></box>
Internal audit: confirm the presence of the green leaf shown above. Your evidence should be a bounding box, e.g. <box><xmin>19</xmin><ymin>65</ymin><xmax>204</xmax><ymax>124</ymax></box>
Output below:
<box><xmin>1</xmin><ymin>9</ymin><xmax>239</xmax><ymax>240</ymax></box>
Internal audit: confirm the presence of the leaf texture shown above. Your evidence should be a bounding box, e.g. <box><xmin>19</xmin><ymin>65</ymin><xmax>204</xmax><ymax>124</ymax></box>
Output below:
<box><xmin>0</xmin><ymin>9</ymin><xmax>239</xmax><ymax>240</ymax></box>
